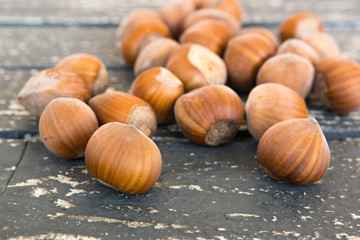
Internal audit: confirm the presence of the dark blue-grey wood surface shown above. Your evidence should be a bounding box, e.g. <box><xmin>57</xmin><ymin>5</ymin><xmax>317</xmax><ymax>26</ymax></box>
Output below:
<box><xmin>0</xmin><ymin>0</ymin><xmax>359</xmax><ymax>239</ymax></box>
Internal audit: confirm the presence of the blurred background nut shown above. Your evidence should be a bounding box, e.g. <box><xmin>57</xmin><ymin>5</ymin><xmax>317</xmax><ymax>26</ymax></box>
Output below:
<box><xmin>240</xmin><ymin>27</ymin><xmax>278</xmax><ymax>49</ymax></box>
<box><xmin>276</xmin><ymin>38</ymin><xmax>320</xmax><ymax>65</ymax></box>
<box><xmin>56</xmin><ymin>53</ymin><xmax>109</xmax><ymax>96</ymax></box>
<box><xmin>245</xmin><ymin>83</ymin><xmax>309</xmax><ymax>141</ymax></box>
<box><xmin>256</xmin><ymin>53</ymin><xmax>315</xmax><ymax>98</ymax></box>
<box><xmin>17</xmin><ymin>68</ymin><xmax>91</xmax><ymax>118</ymax></box>
<box><xmin>130</xmin><ymin>67</ymin><xmax>184</xmax><ymax>124</ymax></box>
<box><xmin>116</xmin><ymin>10</ymin><xmax>171</xmax><ymax>66</ymax></box>
<box><xmin>193</xmin><ymin>0</ymin><xmax>243</xmax><ymax>22</ymax></box>
<box><xmin>180</xmin><ymin>19</ymin><xmax>231</xmax><ymax>55</ymax></box>
<box><xmin>159</xmin><ymin>0</ymin><xmax>195</xmax><ymax>38</ymax></box>
<box><xmin>302</xmin><ymin>32</ymin><xmax>340</xmax><ymax>59</ymax></box>
<box><xmin>166</xmin><ymin>43</ymin><xmax>227</xmax><ymax>92</ymax></box>
<box><xmin>134</xmin><ymin>38</ymin><xmax>180</xmax><ymax>76</ymax></box>
<box><xmin>278</xmin><ymin>12</ymin><xmax>324</xmax><ymax>42</ymax></box>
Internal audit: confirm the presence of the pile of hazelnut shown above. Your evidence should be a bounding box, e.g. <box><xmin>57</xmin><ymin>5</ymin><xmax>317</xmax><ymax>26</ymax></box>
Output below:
<box><xmin>17</xmin><ymin>0</ymin><xmax>360</xmax><ymax>195</ymax></box>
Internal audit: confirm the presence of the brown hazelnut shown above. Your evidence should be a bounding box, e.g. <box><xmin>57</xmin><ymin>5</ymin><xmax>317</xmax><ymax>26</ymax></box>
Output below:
<box><xmin>302</xmin><ymin>32</ymin><xmax>340</xmax><ymax>59</ymax></box>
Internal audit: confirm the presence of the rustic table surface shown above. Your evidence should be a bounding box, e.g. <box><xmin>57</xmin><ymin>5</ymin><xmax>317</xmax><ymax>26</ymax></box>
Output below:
<box><xmin>0</xmin><ymin>0</ymin><xmax>360</xmax><ymax>239</ymax></box>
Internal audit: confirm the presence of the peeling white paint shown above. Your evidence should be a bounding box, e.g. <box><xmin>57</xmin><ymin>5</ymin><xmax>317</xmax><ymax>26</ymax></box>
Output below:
<box><xmin>272</xmin><ymin>231</ymin><xmax>301</xmax><ymax>237</ymax></box>
<box><xmin>65</xmin><ymin>189</ymin><xmax>86</xmax><ymax>197</ymax></box>
<box><xmin>47</xmin><ymin>213</ymin><xmax>65</xmax><ymax>220</ymax></box>
<box><xmin>169</xmin><ymin>184</ymin><xmax>203</xmax><ymax>191</ymax></box>
<box><xmin>226</xmin><ymin>213</ymin><xmax>260</xmax><ymax>218</ymax></box>
<box><xmin>8</xmin><ymin>179</ymin><xmax>41</xmax><ymax>187</ymax></box>
<box><xmin>48</xmin><ymin>175</ymin><xmax>85</xmax><ymax>188</ymax></box>
<box><xmin>351</xmin><ymin>213</ymin><xmax>360</xmax><ymax>219</ymax></box>
<box><xmin>336</xmin><ymin>233</ymin><xmax>360</xmax><ymax>240</ymax></box>
<box><xmin>68</xmin><ymin>215</ymin><xmax>152</xmax><ymax>228</ymax></box>
<box><xmin>7</xmin><ymin>233</ymin><xmax>100</xmax><ymax>240</ymax></box>
<box><xmin>333</xmin><ymin>218</ymin><xmax>345</xmax><ymax>226</ymax></box>
<box><xmin>171</xmin><ymin>224</ymin><xmax>188</xmax><ymax>229</ymax></box>
<box><xmin>300</xmin><ymin>216</ymin><xmax>313</xmax><ymax>221</ymax></box>
<box><xmin>55</xmin><ymin>199</ymin><xmax>75</xmax><ymax>209</ymax></box>
<box><xmin>32</xmin><ymin>188</ymin><xmax>49</xmax><ymax>198</ymax></box>
<box><xmin>4</xmin><ymin>166</ymin><xmax>16</xmax><ymax>171</ymax></box>
<box><xmin>154</xmin><ymin>223</ymin><xmax>168</xmax><ymax>229</ymax></box>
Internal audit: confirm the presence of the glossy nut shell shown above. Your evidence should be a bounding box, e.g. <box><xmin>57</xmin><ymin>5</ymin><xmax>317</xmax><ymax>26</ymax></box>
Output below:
<box><xmin>17</xmin><ymin>68</ymin><xmax>91</xmax><ymax>118</ymax></box>
<box><xmin>166</xmin><ymin>43</ymin><xmax>227</xmax><ymax>92</ymax></box>
<box><xmin>257</xmin><ymin>118</ymin><xmax>330</xmax><ymax>185</ymax></box>
<box><xmin>174</xmin><ymin>85</ymin><xmax>244</xmax><ymax>146</ymax></box>
<box><xmin>314</xmin><ymin>56</ymin><xmax>360</xmax><ymax>114</ymax></box>
<box><xmin>245</xmin><ymin>83</ymin><xmax>309</xmax><ymax>141</ymax></box>
<box><xmin>85</xmin><ymin>122</ymin><xmax>162</xmax><ymax>195</ymax></box>
<box><xmin>88</xmin><ymin>91</ymin><xmax>157</xmax><ymax>137</ymax></box>
<box><xmin>131</xmin><ymin>67</ymin><xmax>184</xmax><ymax>124</ymax></box>
<box><xmin>257</xmin><ymin>53</ymin><xmax>315</xmax><ymax>98</ymax></box>
<box><xmin>39</xmin><ymin>97</ymin><xmax>99</xmax><ymax>159</ymax></box>
<box><xmin>224</xmin><ymin>33</ymin><xmax>276</xmax><ymax>92</ymax></box>
<box><xmin>56</xmin><ymin>53</ymin><xmax>109</xmax><ymax>96</ymax></box>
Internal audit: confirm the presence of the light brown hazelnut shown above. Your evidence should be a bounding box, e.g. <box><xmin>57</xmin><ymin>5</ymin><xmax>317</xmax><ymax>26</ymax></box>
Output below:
<box><xmin>302</xmin><ymin>32</ymin><xmax>340</xmax><ymax>59</ymax></box>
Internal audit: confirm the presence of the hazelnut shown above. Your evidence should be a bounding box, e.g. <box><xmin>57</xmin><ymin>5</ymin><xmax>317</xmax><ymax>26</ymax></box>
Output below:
<box><xmin>134</xmin><ymin>37</ymin><xmax>180</xmax><ymax>76</ymax></box>
<box><xmin>257</xmin><ymin>118</ymin><xmax>330</xmax><ymax>185</ymax></box>
<box><xmin>116</xmin><ymin>10</ymin><xmax>171</xmax><ymax>66</ymax></box>
<box><xmin>130</xmin><ymin>67</ymin><xmax>184</xmax><ymax>124</ymax></box>
<box><xmin>85</xmin><ymin>122</ymin><xmax>162</xmax><ymax>195</ymax></box>
<box><xmin>17</xmin><ymin>68</ymin><xmax>91</xmax><ymax>118</ymax></box>
<box><xmin>224</xmin><ymin>33</ymin><xmax>276</xmax><ymax>92</ymax></box>
<box><xmin>56</xmin><ymin>53</ymin><xmax>108</xmax><ymax>96</ymax></box>
<box><xmin>302</xmin><ymin>32</ymin><xmax>340</xmax><ymax>59</ymax></box>
<box><xmin>257</xmin><ymin>53</ymin><xmax>315</xmax><ymax>98</ymax></box>
<box><xmin>88</xmin><ymin>91</ymin><xmax>157</xmax><ymax>137</ymax></box>
<box><xmin>276</xmin><ymin>38</ymin><xmax>320</xmax><ymax>65</ymax></box>
<box><xmin>241</xmin><ymin>27</ymin><xmax>278</xmax><ymax>49</ymax></box>
<box><xmin>245</xmin><ymin>83</ymin><xmax>309</xmax><ymax>141</ymax></box>
<box><xmin>180</xmin><ymin>19</ymin><xmax>231</xmax><ymax>55</ymax></box>
<box><xmin>166</xmin><ymin>43</ymin><xmax>227</xmax><ymax>92</ymax></box>
<box><xmin>39</xmin><ymin>97</ymin><xmax>99</xmax><ymax>159</ymax></box>
<box><xmin>159</xmin><ymin>0</ymin><xmax>195</xmax><ymax>38</ymax></box>
<box><xmin>183</xmin><ymin>8</ymin><xmax>240</xmax><ymax>36</ymax></box>
<box><xmin>314</xmin><ymin>56</ymin><xmax>360</xmax><ymax>114</ymax></box>
<box><xmin>278</xmin><ymin>12</ymin><xmax>324</xmax><ymax>42</ymax></box>
<box><xmin>193</xmin><ymin>0</ymin><xmax>243</xmax><ymax>22</ymax></box>
<box><xmin>175</xmin><ymin>85</ymin><xmax>244</xmax><ymax>146</ymax></box>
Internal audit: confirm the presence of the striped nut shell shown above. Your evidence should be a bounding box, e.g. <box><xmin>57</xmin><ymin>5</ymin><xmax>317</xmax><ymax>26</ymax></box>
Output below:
<box><xmin>39</xmin><ymin>97</ymin><xmax>99</xmax><ymax>159</ymax></box>
<box><xmin>314</xmin><ymin>56</ymin><xmax>360</xmax><ymax>114</ymax></box>
<box><xmin>85</xmin><ymin>122</ymin><xmax>162</xmax><ymax>195</ymax></box>
<box><xmin>245</xmin><ymin>83</ymin><xmax>309</xmax><ymax>141</ymax></box>
<box><xmin>257</xmin><ymin>118</ymin><xmax>330</xmax><ymax>185</ymax></box>
<box><xmin>174</xmin><ymin>85</ymin><xmax>244</xmax><ymax>146</ymax></box>
<box><xmin>88</xmin><ymin>91</ymin><xmax>157</xmax><ymax>137</ymax></box>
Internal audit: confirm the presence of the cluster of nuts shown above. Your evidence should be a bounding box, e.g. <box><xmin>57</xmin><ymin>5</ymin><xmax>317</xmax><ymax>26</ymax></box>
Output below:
<box><xmin>17</xmin><ymin>0</ymin><xmax>360</xmax><ymax>194</ymax></box>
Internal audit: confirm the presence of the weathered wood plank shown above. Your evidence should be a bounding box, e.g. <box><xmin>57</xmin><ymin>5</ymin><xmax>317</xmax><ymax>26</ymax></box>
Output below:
<box><xmin>0</xmin><ymin>139</ymin><xmax>359</xmax><ymax>239</ymax></box>
<box><xmin>0</xmin><ymin>139</ymin><xmax>26</xmax><ymax>194</ymax></box>
<box><xmin>0</xmin><ymin>0</ymin><xmax>359</xmax><ymax>25</ymax></box>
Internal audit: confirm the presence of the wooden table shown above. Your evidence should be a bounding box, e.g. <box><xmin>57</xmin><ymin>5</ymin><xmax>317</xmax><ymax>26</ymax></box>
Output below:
<box><xmin>1</xmin><ymin>0</ymin><xmax>359</xmax><ymax>239</ymax></box>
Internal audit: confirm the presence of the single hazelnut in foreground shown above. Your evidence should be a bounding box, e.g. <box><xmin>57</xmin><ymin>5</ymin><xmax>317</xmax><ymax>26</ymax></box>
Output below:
<box><xmin>134</xmin><ymin>38</ymin><xmax>180</xmax><ymax>76</ymax></box>
<box><xmin>159</xmin><ymin>0</ymin><xmax>195</xmax><ymax>38</ymax></box>
<box><xmin>85</xmin><ymin>122</ymin><xmax>162</xmax><ymax>195</ymax></box>
<box><xmin>224</xmin><ymin>33</ymin><xmax>276</xmax><ymax>92</ymax></box>
<box><xmin>180</xmin><ymin>19</ymin><xmax>231</xmax><ymax>55</ymax></box>
<box><xmin>17</xmin><ymin>68</ymin><xmax>91</xmax><ymax>118</ymax></box>
<box><xmin>278</xmin><ymin>12</ymin><xmax>324</xmax><ymax>42</ymax></box>
<box><xmin>302</xmin><ymin>32</ymin><xmax>340</xmax><ymax>60</ymax></box>
<box><xmin>245</xmin><ymin>83</ymin><xmax>309</xmax><ymax>141</ymax></box>
<box><xmin>257</xmin><ymin>118</ymin><xmax>330</xmax><ymax>185</ymax></box>
<box><xmin>175</xmin><ymin>85</ymin><xmax>244</xmax><ymax>146</ymax></box>
<box><xmin>131</xmin><ymin>67</ymin><xmax>184</xmax><ymax>124</ymax></box>
<box><xmin>56</xmin><ymin>53</ymin><xmax>109</xmax><ymax>96</ymax></box>
<box><xmin>314</xmin><ymin>56</ymin><xmax>360</xmax><ymax>114</ymax></box>
<box><xmin>276</xmin><ymin>38</ymin><xmax>320</xmax><ymax>65</ymax></box>
<box><xmin>166</xmin><ymin>43</ymin><xmax>227</xmax><ymax>92</ymax></box>
<box><xmin>88</xmin><ymin>91</ymin><xmax>157</xmax><ymax>137</ymax></box>
<box><xmin>256</xmin><ymin>53</ymin><xmax>315</xmax><ymax>98</ymax></box>
<box><xmin>39</xmin><ymin>97</ymin><xmax>99</xmax><ymax>159</ymax></box>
